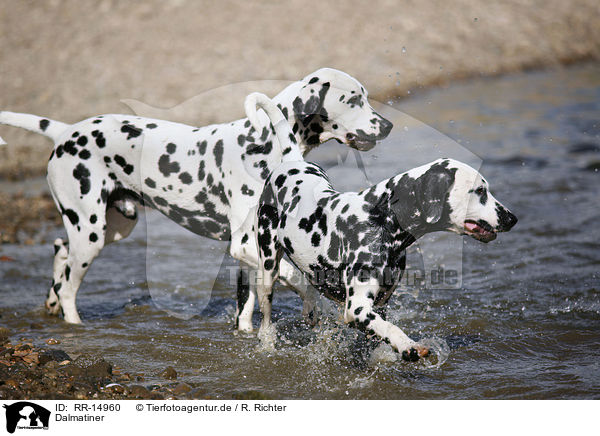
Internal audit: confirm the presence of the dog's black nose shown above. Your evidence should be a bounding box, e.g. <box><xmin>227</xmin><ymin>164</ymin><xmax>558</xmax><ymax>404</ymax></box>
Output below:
<box><xmin>497</xmin><ymin>206</ymin><xmax>518</xmax><ymax>231</ymax></box>
<box><xmin>378</xmin><ymin>116</ymin><xmax>393</xmax><ymax>139</ymax></box>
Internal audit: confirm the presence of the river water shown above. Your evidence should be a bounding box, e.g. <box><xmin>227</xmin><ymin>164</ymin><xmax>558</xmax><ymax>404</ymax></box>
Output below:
<box><xmin>1</xmin><ymin>63</ymin><xmax>598</xmax><ymax>399</ymax></box>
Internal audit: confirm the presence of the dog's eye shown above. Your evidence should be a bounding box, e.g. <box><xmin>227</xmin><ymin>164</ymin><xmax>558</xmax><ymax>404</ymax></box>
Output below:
<box><xmin>475</xmin><ymin>186</ymin><xmax>486</xmax><ymax>196</ymax></box>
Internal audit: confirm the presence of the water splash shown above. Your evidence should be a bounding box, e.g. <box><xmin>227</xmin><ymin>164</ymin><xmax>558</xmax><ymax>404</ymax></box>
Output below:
<box><xmin>418</xmin><ymin>336</ymin><xmax>450</xmax><ymax>369</ymax></box>
<box><xmin>256</xmin><ymin>323</ymin><xmax>277</xmax><ymax>353</ymax></box>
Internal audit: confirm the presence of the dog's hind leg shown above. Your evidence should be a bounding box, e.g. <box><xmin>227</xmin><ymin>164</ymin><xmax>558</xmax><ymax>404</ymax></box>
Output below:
<box><xmin>53</xmin><ymin>210</ymin><xmax>108</xmax><ymax>323</ymax></box>
<box><xmin>47</xmin><ymin>170</ymin><xmax>112</xmax><ymax>323</ymax></box>
<box><xmin>46</xmin><ymin>238</ymin><xmax>69</xmax><ymax>315</ymax></box>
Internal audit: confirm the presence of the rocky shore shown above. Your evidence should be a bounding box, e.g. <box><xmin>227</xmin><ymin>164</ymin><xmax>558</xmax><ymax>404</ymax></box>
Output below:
<box><xmin>0</xmin><ymin>327</ymin><xmax>265</xmax><ymax>400</ymax></box>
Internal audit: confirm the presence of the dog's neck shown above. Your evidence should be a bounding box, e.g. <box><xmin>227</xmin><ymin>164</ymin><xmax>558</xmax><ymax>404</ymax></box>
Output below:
<box><xmin>361</xmin><ymin>174</ymin><xmax>435</xmax><ymax>244</ymax></box>
<box><xmin>272</xmin><ymin>82</ymin><xmax>321</xmax><ymax>156</ymax></box>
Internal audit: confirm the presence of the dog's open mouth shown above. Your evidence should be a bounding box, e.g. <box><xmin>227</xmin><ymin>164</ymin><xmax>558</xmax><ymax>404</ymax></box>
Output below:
<box><xmin>347</xmin><ymin>137</ymin><xmax>376</xmax><ymax>151</ymax></box>
<box><xmin>464</xmin><ymin>220</ymin><xmax>497</xmax><ymax>243</ymax></box>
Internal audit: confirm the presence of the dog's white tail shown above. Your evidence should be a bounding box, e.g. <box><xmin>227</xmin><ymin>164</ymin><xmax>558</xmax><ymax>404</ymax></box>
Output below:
<box><xmin>0</xmin><ymin>111</ymin><xmax>70</xmax><ymax>144</ymax></box>
<box><xmin>244</xmin><ymin>93</ymin><xmax>303</xmax><ymax>162</ymax></box>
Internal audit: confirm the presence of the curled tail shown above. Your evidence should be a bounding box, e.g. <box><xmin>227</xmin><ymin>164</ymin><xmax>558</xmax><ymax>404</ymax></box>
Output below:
<box><xmin>244</xmin><ymin>93</ymin><xmax>303</xmax><ymax>162</ymax></box>
<box><xmin>0</xmin><ymin>111</ymin><xmax>70</xmax><ymax>145</ymax></box>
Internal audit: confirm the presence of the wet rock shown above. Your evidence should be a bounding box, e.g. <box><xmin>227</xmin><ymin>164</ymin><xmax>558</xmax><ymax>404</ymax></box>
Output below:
<box><xmin>188</xmin><ymin>387</ymin><xmax>210</xmax><ymax>399</ymax></box>
<box><xmin>116</xmin><ymin>373</ymin><xmax>131</xmax><ymax>382</ymax></box>
<box><xmin>171</xmin><ymin>383</ymin><xmax>191</xmax><ymax>396</ymax></box>
<box><xmin>69</xmin><ymin>354</ymin><xmax>112</xmax><ymax>378</ymax></box>
<box><xmin>42</xmin><ymin>360</ymin><xmax>59</xmax><ymax>370</ymax></box>
<box><xmin>232</xmin><ymin>390</ymin><xmax>272</xmax><ymax>400</ymax></box>
<box><xmin>128</xmin><ymin>385</ymin><xmax>151</xmax><ymax>399</ymax></box>
<box><xmin>160</xmin><ymin>366</ymin><xmax>177</xmax><ymax>380</ymax></box>
<box><xmin>5</xmin><ymin>379</ymin><xmax>20</xmax><ymax>389</ymax></box>
<box><xmin>0</xmin><ymin>328</ymin><xmax>10</xmax><ymax>345</ymax></box>
<box><xmin>38</xmin><ymin>350</ymin><xmax>71</xmax><ymax>365</ymax></box>
<box><xmin>150</xmin><ymin>391</ymin><xmax>164</xmax><ymax>400</ymax></box>
<box><xmin>46</xmin><ymin>338</ymin><xmax>61</xmax><ymax>345</ymax></box>
<box><xmin>105</xmin><ymin>383</ymin><xmax>126</xmax><ymax>395</ymax></box>
<box><xmin>1</xmin><ymin>346</ymin><xmax>15</xmax><ymax>359</ymax></box>
<box><xmin>0</xmin><ymin>386</ymin><xmax>15</xmax><ymax>399</ymax></box>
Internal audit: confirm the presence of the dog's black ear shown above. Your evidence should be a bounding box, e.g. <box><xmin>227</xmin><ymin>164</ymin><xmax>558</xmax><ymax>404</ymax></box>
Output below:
<box><xmin>416</xmin><ymin>167</ymin><xmax>455</xmax><ymax>225</ymax></box>
<box><xmin>292</xmin><ymin>82</ymin><xmax>330</xmax><ymax>118</ymax></box>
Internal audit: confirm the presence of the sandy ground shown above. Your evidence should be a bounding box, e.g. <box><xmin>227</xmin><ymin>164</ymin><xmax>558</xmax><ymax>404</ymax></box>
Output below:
<box><xmin>0</xmin><ymin>0</ymin><xmax>599</xmax><ymax>242</ymax></box>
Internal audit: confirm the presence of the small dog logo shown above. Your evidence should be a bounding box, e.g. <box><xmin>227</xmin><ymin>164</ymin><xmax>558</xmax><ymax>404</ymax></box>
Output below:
<box><xmin>3</xmin><ymin>402</ymin><xmax>50</xmax><ymax>433</ymax></box>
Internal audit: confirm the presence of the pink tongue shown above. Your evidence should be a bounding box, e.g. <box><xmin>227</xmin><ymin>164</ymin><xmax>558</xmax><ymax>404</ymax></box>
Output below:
<box><xmin>465</xmin><ymin>222</ymin><xmax>480</xmax><ymax>232</ymax></box>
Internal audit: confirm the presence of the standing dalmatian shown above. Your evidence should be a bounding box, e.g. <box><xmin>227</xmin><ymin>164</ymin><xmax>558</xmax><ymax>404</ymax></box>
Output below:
<box><xmin>0</xmin><ymin>68</ymin><xmax>392</xmax><ymax>325</ymax></box>
<box><xmin>248</xmin><ymin>93</ymin><xmax>518</xmax><ymax>360</ymax></box>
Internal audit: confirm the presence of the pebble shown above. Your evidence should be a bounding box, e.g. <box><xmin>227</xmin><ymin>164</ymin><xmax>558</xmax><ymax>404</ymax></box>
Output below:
<box><xmin>105</xmin><ymin>383</ymin><xmax>126</xmax><ymax>394</ymax></box>
<box><xmin>188</xmin><ymin>387</ymin><xmax>210</xmax><ymax>399</ymax></box>
<box><xmin>160</xmin><ymin>366</ymin><xmax>177</xmax><ymax>380</ymax></box>
<box><xmin>5</xmin><ymin>379</ymin><xmax>19</xmax><ymax>389</ymax></box>
<box><xmin>150</xmin><ymin>391</ymin><xmax>165</xmax><ymax>400</ymax></box>
<box><xmin>128</xmin><ymin>385</ymin><xmax>151</xmax><ymax>399</ymax></box>
<box><xmin>171</xmin><ymin>383</ymin><xmax>192</xmax><ymax>396</ymax></box>
<box><xmin>46</xmin><ymin>338</ymin><xmax>61</xmax><ymax>345</ymax></box>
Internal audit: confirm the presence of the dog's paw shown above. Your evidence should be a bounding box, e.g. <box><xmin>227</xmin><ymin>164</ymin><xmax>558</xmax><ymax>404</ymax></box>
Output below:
<box><xmin>45</xmin><ymin>299</ymin><xmax>61</xmax><ymax>316</ymax></box>
<box><xmin>401</xmin><ymin>346</ymin><xmax>430</xmax><ymax>362</ymax></box>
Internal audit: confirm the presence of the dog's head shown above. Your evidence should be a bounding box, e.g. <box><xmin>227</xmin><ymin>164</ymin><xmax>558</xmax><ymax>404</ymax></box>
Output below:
<box><xmin>290</xmin><ymin>68</ymin><xmax>393</xmax><ymax>151</ymax></box>
<box><xmin>393</xmin><ymin>158</ymin><xmax>517</xmax><ymax>242</ymax></box>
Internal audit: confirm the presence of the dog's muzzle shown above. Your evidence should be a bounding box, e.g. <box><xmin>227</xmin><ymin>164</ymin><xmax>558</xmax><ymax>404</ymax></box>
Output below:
<box><xmin>345</xmin><ymin>132</ymin><xmax>377</xmax><ymax>151</ymax></box>
<box><xmin>346</xmin><ymin>118</ymin><xmax>393</xmax><ymax>151</ymax></box>
<box><xmin>497</xmin><ymin>208</ymin><xmax>518</xmax><ymax>232</ymax></box>
<box><xmin>464</xmin><ymin>220</ymin><xmax>497</xmax><ymax>243</ymax></box>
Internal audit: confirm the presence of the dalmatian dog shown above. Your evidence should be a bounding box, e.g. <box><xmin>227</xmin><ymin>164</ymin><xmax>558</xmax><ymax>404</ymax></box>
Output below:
<box><xmin>249</xmin><ymin>95</ymin><xmax>518</xmax><ymax>360</ymax></box>
<box><xmin>0</xmin><ymin>68</ymin><xmax>392</xmax><ymax>325</ymax></box>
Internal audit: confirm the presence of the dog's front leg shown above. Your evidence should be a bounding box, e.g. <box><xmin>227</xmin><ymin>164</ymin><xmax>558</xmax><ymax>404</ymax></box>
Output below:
<box><xmin>344</xmin><ymin>277</ymin><xmax>428</xmax><ymax>361</ymax></box>
<box><xmin>278</xmin><ymin>260</ymin><xmax>319</xmax><ymax>325</ymax></box>
<box><xmin>235</xmin><ymin>267</ymin><xmax>256</xmax><ymax>332</ymax></box>
<box><xmin>231</xmin><ymin>225</ymin><xmax>317</xmax><ymax>328</ymax></box>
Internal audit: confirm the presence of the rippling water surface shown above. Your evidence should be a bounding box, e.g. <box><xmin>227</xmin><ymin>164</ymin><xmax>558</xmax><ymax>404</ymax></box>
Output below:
<box><xmin>1</xmin><ymin>64</ymin><xmax>599</xmax><ymax>399</ymax></box>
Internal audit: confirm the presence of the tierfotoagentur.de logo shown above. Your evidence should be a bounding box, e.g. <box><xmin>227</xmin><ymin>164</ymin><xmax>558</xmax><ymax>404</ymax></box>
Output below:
<box><xmin>2</xmin><ymin>402</ymin><xmax>50</xmax><ymax>433</ymax></box>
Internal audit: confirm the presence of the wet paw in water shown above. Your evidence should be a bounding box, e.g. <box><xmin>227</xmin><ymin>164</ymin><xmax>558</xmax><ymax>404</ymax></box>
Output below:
<box><xmin>256</xmin><ymin>323</ymin><xmax>278</xmax><ymax>353</ymax></box>
<box><xmin>413</xmin><ymin>337</ymin><xmax>450</xmax><ymax>368</ymax></box>
<box><xmin>402</xmin><ymin>347</ymin><xmax>429</xmax><ymax>362</ymax></box>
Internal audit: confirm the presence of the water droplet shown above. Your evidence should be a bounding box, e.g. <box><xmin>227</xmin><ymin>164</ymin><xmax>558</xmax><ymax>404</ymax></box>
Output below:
<box><xmin>401</xmin><ymin>46</ymin><xmax>406</xmax><ymax>53</ymax></box>
<box><xmin>474</xmin><ymin>17</ymin><xmax>478</xmax><ymax>21</ymax></box>
<box><xmin>396</xmin><ymin>80</ymin><xmax>401</xmax><ymax>86</ymax></box>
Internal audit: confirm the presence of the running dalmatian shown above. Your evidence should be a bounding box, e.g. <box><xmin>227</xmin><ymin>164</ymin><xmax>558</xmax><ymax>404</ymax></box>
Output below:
<box><xmin>247</xmin><ymin>93</ymin><xmax>518</xmax><ymax>361</ymax></box>
<box><xmin>0</xmin><ymin>68</ymin><xmax>393</xmax><ymax>325</ymax></box>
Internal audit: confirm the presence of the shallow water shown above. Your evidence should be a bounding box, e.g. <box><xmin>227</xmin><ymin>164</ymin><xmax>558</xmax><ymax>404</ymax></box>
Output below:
<box><xmin>1</xmin><ymin>63</ymin><xmax>599</xmax><ymax>399</ymax></box>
